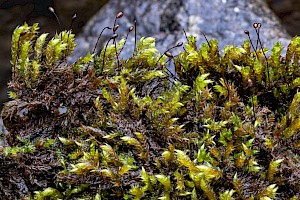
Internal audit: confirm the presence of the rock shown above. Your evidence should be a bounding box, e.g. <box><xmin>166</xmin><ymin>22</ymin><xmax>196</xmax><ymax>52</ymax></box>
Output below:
<box><xmin>267</xmin><ymin>0</ymin><xmax>300</xmax><ymax>36</ymax></box>
<box><xmin>71</xmin><ymin>0</ymin><xmax>292</xmax><ymax>62</ymax></box>
<box><xmin>0</xmin><ymin>118</ymin><xmax>8</xmax><ymax>147</ymax></box>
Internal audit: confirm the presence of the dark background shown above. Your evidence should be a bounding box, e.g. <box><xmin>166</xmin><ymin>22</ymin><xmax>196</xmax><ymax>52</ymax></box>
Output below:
<box><xmin>0</xmin><ymin>0</ymin><xmax>299</xmax><ymax>110</ymax></box>
<box><xmin>0</xmin><ymin>0</ymin><xmax>108</xmax><ymax>109</ymax></box>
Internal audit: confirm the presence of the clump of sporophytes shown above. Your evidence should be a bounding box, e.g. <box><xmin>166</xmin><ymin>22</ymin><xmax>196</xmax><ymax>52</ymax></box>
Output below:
<box><xmin>0</xmin><ymin>9</ymin><xmax>299</xmax><ymax>200</ymax></box>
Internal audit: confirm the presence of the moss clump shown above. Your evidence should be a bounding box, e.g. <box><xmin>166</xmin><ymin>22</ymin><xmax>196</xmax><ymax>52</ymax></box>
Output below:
<box><xmin>0</xmin><ymin>20</ymin><xmax>299</xmax><ymax>199</ymax></box>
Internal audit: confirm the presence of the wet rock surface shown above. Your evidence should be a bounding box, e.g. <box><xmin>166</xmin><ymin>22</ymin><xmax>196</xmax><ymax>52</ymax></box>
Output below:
<box><xmin>71</xmin><ymin>0</ymin><xmax>291</xmax><ymax>62</ymax></box>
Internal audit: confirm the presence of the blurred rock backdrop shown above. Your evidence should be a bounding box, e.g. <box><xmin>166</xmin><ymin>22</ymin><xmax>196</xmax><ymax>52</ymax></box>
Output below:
<box><xmin>0</xmin><ymin>0</ymin><xmax>299</xmax><ymax>111</ymax></box>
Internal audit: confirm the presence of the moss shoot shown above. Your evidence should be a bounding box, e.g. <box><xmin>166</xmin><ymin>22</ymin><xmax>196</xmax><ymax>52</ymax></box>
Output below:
<box><xmin>0</xmin><ymin>16</ymin><xmax>299</xmax><ymax>200</ymax></box>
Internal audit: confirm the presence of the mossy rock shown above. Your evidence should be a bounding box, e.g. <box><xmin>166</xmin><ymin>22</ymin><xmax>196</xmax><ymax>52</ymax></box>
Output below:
<box><xmin>0</xmin><ymin>21</ymin><xmax>299</xmax><ymax>199</ymax></box>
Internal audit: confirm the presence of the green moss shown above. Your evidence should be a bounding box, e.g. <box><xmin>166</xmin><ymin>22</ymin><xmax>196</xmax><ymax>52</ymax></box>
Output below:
<box><xmin>0</xmin><ymin>21</ymin><xmax>299</xmax><ymax>200</ymax></box>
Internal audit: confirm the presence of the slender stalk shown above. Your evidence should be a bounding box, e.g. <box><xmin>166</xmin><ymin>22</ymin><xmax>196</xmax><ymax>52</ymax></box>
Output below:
<box><xmin>92</xmin><ymin>26</ymin><xmax>112</xmax><ymax>54</ymax></box>
<box><xmin>111</xmin><ymin>12</ymin><xmax>123</xmax><ymax>68</ymax></box>
<box><xmin>134</xmin><ymin>19</ymin><xmax>137</xmax><ymax>51</ymax></box>
<box><xmin>69</xmin><ymin>13</ymin><xmax>77</xmax><ymax>30</ymax></box>
<box><xmin>183</xmin><ymin>28</ymin><xmax>188</xmax><ymax>42</ymax></box>
<box><xmin>118</xmin><ymin>26</ymin><xmax>134</xmax><ymax>56</ymax></box>
<box><xmin>244</xmin><ymin>30</ymin><xmax>259</xmax><ymax>59</ymax></box>
<box><xmin>102</xmin><ymin>34</ymin><xmax>118</xmax><ymax>73</ymax></box>
<box><xmin>155</xmin><ymin>42</ymin><xmax>183</xmax><ymax>66</ymax></box>
<box><xmin>200</xmin><ymin>31</ymin><xmax>210</xmax><ymax>47</ymax></box>
<box><xmin>155</xmin><ymin>42</ymin><xmax>183</xmax><ymax>82</ymax></box>
<box><xmin>115</xmin><ymin>41</ymin><xmax>120</xmax><ymax>68</ymax></box>
<box><xmin>102</xmin><ymin>38</ymin><xmax>113</xmax><ymax>73</ymax></box>
<box><xmin>48</xmin><ymin>7</ymin><xmax>61</xmax><ymax>31</ymax></box>
<box><xmin>244</xmin><ymin>30</ymin><xmax>258</xmax><ymax>85</ymax></box>
<box><xmin>254</xmin><ymin>23</ymin><xmax>270</xmax><ymax>87</ymax></box>
<box><xmin>253</xmin><ymin>23</ymin><xmax>260</xmax><ymax>51</ymax></box>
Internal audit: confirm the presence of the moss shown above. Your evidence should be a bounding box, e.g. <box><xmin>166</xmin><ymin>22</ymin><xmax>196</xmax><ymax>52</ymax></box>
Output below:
<box><xmin>0</xmin><ymin>19</ymin><xmax>299</xmax><ymax>199</ymax></box>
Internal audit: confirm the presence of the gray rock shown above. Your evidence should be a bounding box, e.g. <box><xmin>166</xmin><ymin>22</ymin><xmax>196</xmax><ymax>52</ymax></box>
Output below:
<box><xmin>70</xmin><ymin>0</ymin><xmax>291</xmax><ymax>62</ymax></box>
<box><xmin>0</xmin><ymin>117</ymin><xmax>8</xmax><ymax>147</ymax></box>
